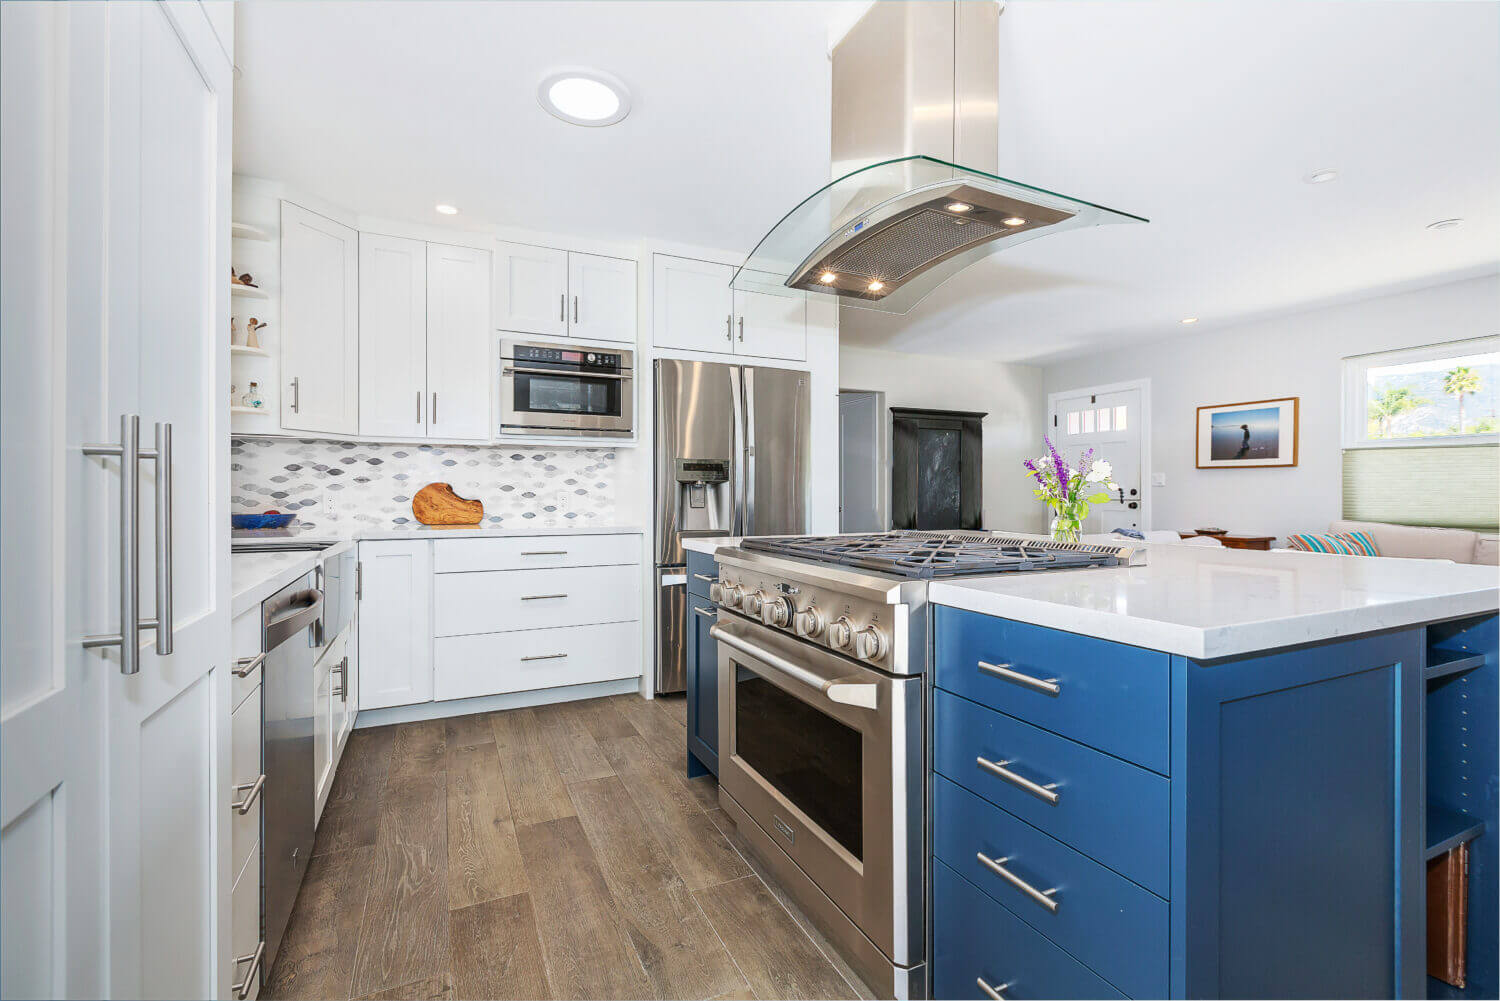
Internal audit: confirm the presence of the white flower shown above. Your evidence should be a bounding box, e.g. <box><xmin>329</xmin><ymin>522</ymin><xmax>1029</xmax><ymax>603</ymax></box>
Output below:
<box><xmin>1085</xmin><ymin>459</ymin><xmax>1113</xmax><ymax>483</ymax></box>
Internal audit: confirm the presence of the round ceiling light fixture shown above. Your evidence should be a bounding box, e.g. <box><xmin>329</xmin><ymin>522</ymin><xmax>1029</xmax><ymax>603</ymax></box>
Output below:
<box><xmin>1304</xmin><ymin>168</ymin><xmax>1339</xmax><ymax>184</ymax></box>
<box><xmin>1426</xmin><ymin>218</ymin><xmax>1463</xmax><ymax>231</ymax></box>
<box><xmin>434</xmin><ymin>204</ymin><xmax>459</xmax><ymax>216</ymax></box>
<box><xmin>538</xmin><ymin>69</ymin><xmax>632</xmax><ymax>127</ymax></box>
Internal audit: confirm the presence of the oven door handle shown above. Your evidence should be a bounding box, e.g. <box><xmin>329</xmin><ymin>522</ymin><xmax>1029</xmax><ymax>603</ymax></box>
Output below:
<box><xmin>709</xmin><ymin>623</ymin><xmax>879</xmax><ymax>710</ymax></box>
<box><xmin>502</xmin><ymin>365</ymin><xmax>630</xmax><ymax>381</ymax></box>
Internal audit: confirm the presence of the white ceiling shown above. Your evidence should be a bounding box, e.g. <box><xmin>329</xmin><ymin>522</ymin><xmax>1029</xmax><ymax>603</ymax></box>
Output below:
<box><xmin>234</xmin><ymin>1</ymin><xmax>1500</xmax><ymax>365</ymax></box>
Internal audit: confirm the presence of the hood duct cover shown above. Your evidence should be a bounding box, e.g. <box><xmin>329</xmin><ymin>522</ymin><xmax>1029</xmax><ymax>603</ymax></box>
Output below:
<box><xmin>732</xmin><ymin>2</ymin><xmax>1146</xmax><ymax>314</ymax></box>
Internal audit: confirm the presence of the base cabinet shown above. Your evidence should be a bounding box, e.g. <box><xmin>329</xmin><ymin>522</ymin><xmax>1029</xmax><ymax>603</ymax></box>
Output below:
<box><xmin>358</xmin><ymin>540</ymin><xmax>434</xmax><ymax>710</ymax></box>
<box><xmin>685</xmin><ymin>550</ymin><xmax>720</xmax><ymax>776</ymax></box>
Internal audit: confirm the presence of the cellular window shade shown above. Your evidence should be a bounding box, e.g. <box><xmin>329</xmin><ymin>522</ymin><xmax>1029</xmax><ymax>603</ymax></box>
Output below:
<box><xmin>1342</xmin><ymin>445</ymin><xmax>1499</xmax><ymax>531</ymax></box>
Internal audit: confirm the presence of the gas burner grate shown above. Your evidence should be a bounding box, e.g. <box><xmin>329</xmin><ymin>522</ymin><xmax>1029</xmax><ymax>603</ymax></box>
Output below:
<box><xmin>740</xmin><ymin>531</ymin><xmax>1127</xmax><ymax>579</ymax></box>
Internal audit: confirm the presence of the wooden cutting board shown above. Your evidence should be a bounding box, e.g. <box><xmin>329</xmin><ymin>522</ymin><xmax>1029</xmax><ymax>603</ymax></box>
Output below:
<box><xmin>412</xmin><ymin>482</ymin><xmax>483</xmax><ymax>525</ymax></box>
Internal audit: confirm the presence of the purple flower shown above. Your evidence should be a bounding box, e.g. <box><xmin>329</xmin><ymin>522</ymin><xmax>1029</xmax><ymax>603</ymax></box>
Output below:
<box><xmin>1045</xmin><ymin>435</ymin><xmax>1069</xmax><ymax>501</ymax></box>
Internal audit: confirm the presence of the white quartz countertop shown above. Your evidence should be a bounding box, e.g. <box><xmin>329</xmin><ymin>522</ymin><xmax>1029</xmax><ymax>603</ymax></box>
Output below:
<box><xmin>683</xmin><ymin>536</ymin><xmax>743</xmax><ymax>555</ymax></box>
<box><xmin>231</xmin><ymin>525</ymin><xmax>643</xmax><ymax>616</ymax></box>
<box><xmin>930</xmin><ymin>545</ymin><xmax>1499</xmax><ymax>659</ymax></box>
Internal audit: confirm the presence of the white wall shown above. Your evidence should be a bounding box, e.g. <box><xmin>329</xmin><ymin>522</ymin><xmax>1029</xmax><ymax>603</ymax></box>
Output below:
<box><xmin>839</xmin><ymin>345</ymin><xmax>1048</xmax><ymax>533</ymax></box>
<box><xmin>1043</xmin><ymin>274</ymin><xmax>1500</xmax><ymax>542</ymax></box>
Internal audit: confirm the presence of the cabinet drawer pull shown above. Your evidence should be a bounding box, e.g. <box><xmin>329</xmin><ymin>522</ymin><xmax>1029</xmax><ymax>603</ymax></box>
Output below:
<box><xmin>691</xmin><ymin>572</ymin><xmax>716</xmax><ymax>583</ymax></box>
<box><xmin>520</xmin><ymin>550</ymin><xmax>568</xmax><ymax>556</ymax></box>
<box><xmin>232</xmin><ymin>940</ymin><xmax>265</xmax><ymax>1000</ymax></box>
<box><xmin>232</xmin><ymin>775</ymin><xmax>266</xmax><ymax>815</ymax></box>
<box><xmin>978</xmin><ymin>659</ymin><xmax>1060</xmax><ymax>696</ymax></box>
<box><xmin>976</xmin><ymin>755</ymin><xmax>1060</xmax><ymax>804</ymax></box>
<box><xmin>520</xmin><ymin>653</ymin><xmax>567</xmax><ymax>662</ymax></box>
<box><xmin>976</xmin><ymin>851</ymin><xmax>1061</xmax><ymax>913</ymax></box>
<box><xmin>520</xmin><ymin>593</ymin><xmax>568</xmax><ymax>601</ymax></box>
<box><xmin>233</xmin><ymin>652</ymin><xmax>266</xmax><ymax>678</ymax></box>
<box><xmin>560</xmin><ymin>293</ymin><xmax>566</xmax><ymax>322</ymax></box>
<box><xmin>692</xmin><ymin>606</ymin><xmax>717</xmax><ymax>619</ymax></box>
<box><xmin>976</xmin><ymin>975</ymin><xmax>1012</xmax><ymax>1000</ymax></box>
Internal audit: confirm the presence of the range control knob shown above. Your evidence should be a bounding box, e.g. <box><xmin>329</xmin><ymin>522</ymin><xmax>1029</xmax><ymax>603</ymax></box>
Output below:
<box><xmin>709</xmin><ymin>580</ymin><xmax>723</xmax><ymax>603</ymax></box>
<box><xmin>742</xmin><ymin>590</ymin><xmax>765</xmax><ymax>616</ymax></box>
<box><xmin>828</xmin><ymin>616</ymin><xmax>855</xmax><ymax>651</ymax></box>
<box><xmin>854</xmin><ymin>625</ymin><xmax>890</xmax><ymax>662</ymax></box>
<box><xmin>794</xmin><ymin>605</ymin><xmax>826</xmax><ymax>639</ymax></box>
<box><xmin>719</xmin><ymin>583</ymin><xmax>743</xmax><ymax>608</ymax></box>
<box><xmin>761</xmin><ymin>595</ymin><xmax>793</xmax><ymax>628</ymax></box>
<box><xmin>586</xmin><ymin>353</ymin><xmax>596</xmax><ymax>363</ymax></box>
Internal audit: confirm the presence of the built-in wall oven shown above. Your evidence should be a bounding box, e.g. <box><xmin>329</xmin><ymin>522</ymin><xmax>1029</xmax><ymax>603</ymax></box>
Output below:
<box><xmin>499</xmin><ymin>338</ymin><xmax>633</xmax><ymax>437</ymax></box>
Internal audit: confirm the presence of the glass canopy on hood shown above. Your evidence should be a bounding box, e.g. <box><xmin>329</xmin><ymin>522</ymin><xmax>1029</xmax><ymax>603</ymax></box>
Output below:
<box><xmin>731</xmin><ymin>155</ymin><xmax>1148</xmax><ymax>315</ymax></box>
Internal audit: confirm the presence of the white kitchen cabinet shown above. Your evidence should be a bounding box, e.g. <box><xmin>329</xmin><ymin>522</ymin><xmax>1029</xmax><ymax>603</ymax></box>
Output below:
<box><xmin>494</xmin><ymin>241</ymin><xmax>568</xmax><ymax>337</ymax></box>
<box><xmin>567</xmin><ymin>252</ymin><xmax>637</xmax><ymax>344</ymax></box>
<box><xmin>425</xmin><ymin>243</ymin><xmax>493</xmax><ymax>439</ymax></box>
<box><xmin>653</xmin><ymin>255</ymin><xmax>806</xmax><ymax>360</ymax></box>
<box><xmin>336</xmin><ymin>612</ymin><xmax>357</xmax><ymax>750</ymax></box>
<box><xmin>358</xmin><ymin>233</ymin><xmax>427</xmax><ymax>438</ymax></box>
<box><xmin>434</xmin><ymin>621</ymin><xmax>641</xmax><ymax>702</ymax></box>
<box><xmin>358</xmin><ymin>540</ymin><xmax>433</xmax><ymax>710</ymax></box>
<box><xmin>282</xmin><ymin>201</ymin><xmax>359</xmax><ymax>434</ymax></box>
<box><xmin>314</xmin><ymin>629</ymin><xmax>350</xmax><ymax>821</ymax></box>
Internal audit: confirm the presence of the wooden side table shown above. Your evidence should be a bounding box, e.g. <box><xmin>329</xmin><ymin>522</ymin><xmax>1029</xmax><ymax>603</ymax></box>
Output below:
<box><xmin>1179</xmin><ymin>531</ymin><xmax>1276</xmax><ymax>551</ymax></box>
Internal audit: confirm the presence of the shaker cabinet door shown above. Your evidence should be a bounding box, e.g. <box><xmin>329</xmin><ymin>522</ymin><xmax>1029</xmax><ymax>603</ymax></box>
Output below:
<box><xmin>357</xmin><ymin>541</ymin><xmax>434</xmax><ymax>710</ymax></box>
<box><xmin>358</xmin><ymin>232</ymin><xmax>427</xmax><ymax>438</ymax></box>
<box><xmin>653</xmin><ymin>255</ymin><xmax>734</xmax><ymax>353</ymax></box>
<box><xmin>567</xmin><ymin>251</ymin><xmax>636</xmax><ymax>344</ymax></box>
<box><xmin>494</xmin><ymin>240</ymin><xmax>568</xmax><ymax>337</ymax></box>
<box><xmin>426</xmin><ymin>242</ymin><xmax>492</xmax><ymax>440</ymax></box>
<box><xmin>281</xmin><ymin>201</ymin><xmax>359</xmax><ymax>434</ymax></box>
<box><xmin>732</xmin><ymin>280</ymin><xmax>806</xmax><ymax>361</ymax></box>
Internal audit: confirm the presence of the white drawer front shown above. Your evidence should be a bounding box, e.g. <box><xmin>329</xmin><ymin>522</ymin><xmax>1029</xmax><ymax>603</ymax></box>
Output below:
<box><xmin>434</xmin><ymin>564</ymin><xmax>640</xmax><ymax>637</ymax></box>
<box><xmin>231</xmin><ymin>606</ymin><xmax>262</xmax><ymax>711</ymax></box>
<box><xmin>231</xmin><ymin>838</ymin><xmax>262</xmax><ymax>1001</ymax></box>
<box><xmin>230</xmin><ymin>686</ymin><xmax>262</xmax><ymax>883</ymax></box>
<box><xmin>432</xmin><ymin>533</ymin><xmax>640</xmax><ymax>573</ymax></box>
<box><xmin>434</xmin><ymin>621</ymin><xmax>641</xmax><ymax>701</ymax></box>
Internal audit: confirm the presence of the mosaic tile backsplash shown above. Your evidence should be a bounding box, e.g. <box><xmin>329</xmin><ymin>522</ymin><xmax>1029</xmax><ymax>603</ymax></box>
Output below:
<box><xmin>231</xmin><ymin>438</ymin><xmax>622</xmax><ymax>535</ymax></box>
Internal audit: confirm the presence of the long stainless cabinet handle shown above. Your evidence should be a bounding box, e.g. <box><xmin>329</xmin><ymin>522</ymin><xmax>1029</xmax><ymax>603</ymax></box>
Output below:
<box><xmin>520</xmin><ymin>652</ymin><xmax>568</xmax><ymax>662</ymax></box>
<box><xmin>976</xmin><ymin>851</ymin><xmax>1061</xmax><ymax>913</ymax></box>
<box><xmin>691</xmin><ymin>573</ymin><xmax>717</xmax><ymax>583</ymax></box>
<box><xmin>560</xmin><ymin>293</ymin><xmax>566</xmax><ymax>322</ymax></box>
<box><xmin>265</xmin><ymin>590</ymin><xmax>324</xmax><ymax>650</ymax></box>
<box><xmin>573</xmin><ymin>295</ymin><xmax>579</xmax><ymax>324</ymax></box>
<box><xmin>432</xmin><ymin>392</ymin><xmax>437</xmax><ymax>425</ymax></box>
<box><xmin>290</xmin><ymin>376</ymin><xmax>300</xmax><ymax>413</ymax></box>
<box><xmin>232</xmin><ymin>941</ymin><xmax>265</xmax><ymax>1000</ymax></box>
<box><xmin>977</xmin><ymin>755</ymin><xmax>1061</xmax><ymax>805</ymax></box>
<box><xmin>725</xmin><ymin>314</ymin><xmax>732</xmax><ymax>341</ymax></box>
<box><xmin>692</xmin><ymin>606</ymin><xmax>717</xmax><ymax>619</ymax></box>
<box><xmin>502</xmin><ymin>365</ymin><xmax>628</xmax><ymax>381</ymax></box>
<box><xmin>737</xmin><ymin>316</ymin><xmax>744</xmax><ymax>341</ymax></box>
<box><xmin>82</xmin><ymin>415</ymin><xmax>174</xmax><ymax>674</ymax></box>
<box><xmin>521</xmin><ymin>550</ymin><xmax>569</xmax><ymax>556</ymax></box>
<box><xmin>417</xmin><ymin>390</ymin><xmax>422</xmax><ymax>425</ymax></box>
<box><xmin>978</xmin><ymin>660</ymin><xmax>1060</xmax><ymax>696</ymax></box>
<box><xmin>976</xmin><ymin>976</ymin><xmax>1011</xmax><ymax>1000</ymax></box>
<box><xmin>233</xmin><ymin>652</ymin><xmax>266</xmax><ymax>678</ymax></box>
<box><xmin>710</xmin><ymin>623</ymin><xmax>878</xmax><ymax>710</ymax></box>
<box><xmin>232</xmin><ymin>775</ymin><xmax>266</xmax><ymax>814</ymax></box>
<box><xmin>332</xmin><ymin>656</ymin><xmax>347</xmax><ymax>699</ymax></box>
<box><xmin>520</xmin><ymin>593</ymin><xmax>568</xmax><ymax>601</ymax></box>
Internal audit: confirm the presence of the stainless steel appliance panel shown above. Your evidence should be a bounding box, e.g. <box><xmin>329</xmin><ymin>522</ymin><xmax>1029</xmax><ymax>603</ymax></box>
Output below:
<box><xmin>500</xmin><ymin>339</ymin><xmax>634</xmax><ymax>437</ymax></box>
<box><xmin>261</xmin><ymin>575</ymin><xmax>323</xmax><ymax>972</ymax></box>
<box><xmin>655</xmin><ymin>569</ymin><xmax>687</xmax><ymax>694</ymax></box>
<box><xmin>653</xmin><ymin>358</ymin><xmax>738</xmax><ymax>567</ymax></box>
<box><xmin>742</xmin><ymin>365</ymin><xmax>812</xmax><ymax>538</ymax></box>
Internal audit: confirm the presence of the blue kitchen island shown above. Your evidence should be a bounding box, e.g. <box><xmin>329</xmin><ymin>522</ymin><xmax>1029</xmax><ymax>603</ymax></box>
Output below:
<box><xmin>927</xmin><ymin>546</ymin><xmax>1498</xmax><ymax>1000</ymax></box>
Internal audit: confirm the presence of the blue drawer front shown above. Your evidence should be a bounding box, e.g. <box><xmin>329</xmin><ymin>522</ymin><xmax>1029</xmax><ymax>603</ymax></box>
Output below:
<box><xmin>933</xmin><ymin>859</ymin><xmax>1126</xmax><ymax>1001</ymax></box>
<box><xmin>933</xmin><ymin>689</ymin><xmax>1170</xmax><ymax>896</ymax></box>
<box><xmin>932</xmin><ymin>775</ymin><xmax>1167</xmax><ymax>998</ymax></box>
<box><xmin>686</xmin><ymin>550</ymin><xmax>720</xmax><ymax>600</ymax></box>
<box><xmin>934</xmin><ymin>606</ymin><xmax>1170</xmax><ymax>775</ymax></box>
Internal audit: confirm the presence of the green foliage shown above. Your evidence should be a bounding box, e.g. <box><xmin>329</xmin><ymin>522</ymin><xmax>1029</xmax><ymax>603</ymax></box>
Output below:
<box><xmin>1366</xmin><ymin>386</ymin><xmax>1429</xmax><ymax>438</ymax></box>
<box><xmin>1445</xmin><ymin>365</ymin><xmax>1483</xmax><ymax>433</ymax></box>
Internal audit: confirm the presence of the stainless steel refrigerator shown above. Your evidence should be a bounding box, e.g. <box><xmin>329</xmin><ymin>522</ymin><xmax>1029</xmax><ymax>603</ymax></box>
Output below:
<box><xmin>654</xmin><ymin>359</ymin><xmax>811</xmax><ymax>692</ymax></box>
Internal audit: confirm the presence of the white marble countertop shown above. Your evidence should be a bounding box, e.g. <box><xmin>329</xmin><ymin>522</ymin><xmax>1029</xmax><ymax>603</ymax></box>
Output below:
<box><xmin>683</xmin><ymin>536</ymin><xmax>743</xmax><ymax>555</ymax></box>
<box><xmin>930</xmin><ymin>545</ymin><xmax>1499</xmax><ymax>659</ymax></box>
<box><xmin>231</xmin><ymin>525</ymin><xmax>643</xmax><ymax>616</ymax></box>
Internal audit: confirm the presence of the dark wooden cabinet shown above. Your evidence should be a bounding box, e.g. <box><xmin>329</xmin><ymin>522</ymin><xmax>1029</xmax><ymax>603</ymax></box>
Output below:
<box><xmin>685</xmin><ymin>549</ymin><xmax>720</xmax><ymax>778</ymax></box>
<box><xmin>890</xmin><ymin>408</ymin><xmax>984</xmax><ymax>531</ymax></box>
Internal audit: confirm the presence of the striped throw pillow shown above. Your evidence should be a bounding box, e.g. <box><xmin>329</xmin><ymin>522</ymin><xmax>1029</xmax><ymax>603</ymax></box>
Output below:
<box><xmin>1286</xmin><ymin>532</ymin><xmax>1382</xmax><ymax>556</ymax></box>
<box><xmin>1337</xmin><ymin>531</ymin><xmax>1382</xmax><ymax>557</ymax></box>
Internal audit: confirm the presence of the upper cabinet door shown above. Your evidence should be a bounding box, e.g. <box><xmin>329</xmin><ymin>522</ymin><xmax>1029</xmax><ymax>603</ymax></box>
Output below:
<box><xmin>282</xmin><ymin>202</ymin><xmax>359</xmax><ymax>434</ymax></box>
<box><xmin>426</xmin><ymin>243</ymin><xmax>493</xmax><ymax>441</ymax></box>
<box><xmin>733</xmin><ymin>277</ymin><xmax>806</xmax><ymax>361</ymax></box>
<box><xmin>568</xmin><ymin>252</ymin><xmax>636</xmax><ymax>344</ymax></box>
<box><xmin>358</xmin><ymin>233</ymin><xmax>427</xmax><ymax>438</ymax></box>
<box><xmin>653</xmin><ymin>255</ymin><xmax>735</xmax><ymax>353</ymax></box>
<box><xmin>494</xmin><ymin>240</ymin><xmax>567</xmax><ymax>337</ymax></box>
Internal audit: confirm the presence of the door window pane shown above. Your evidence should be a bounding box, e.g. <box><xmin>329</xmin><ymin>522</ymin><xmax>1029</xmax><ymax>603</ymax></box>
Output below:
<box><xmin>1114</xmin><ymin>405</ymin><xmax>1128</xmax><ymax>430</ymax></box>
<box><xmin>1066</xmin><ymin>411</ymin><xmax>1080</xmax><ymax>435</ymax></box>
<box><xmin>1081</xmin><ymin>409</ymin><xmax>1095</xmax><ymax>434</ymax></box>
<box><xmin>1096</xmin><ymin>407</ymin><xmax>1112</xmax><ymax>432</ymax></box>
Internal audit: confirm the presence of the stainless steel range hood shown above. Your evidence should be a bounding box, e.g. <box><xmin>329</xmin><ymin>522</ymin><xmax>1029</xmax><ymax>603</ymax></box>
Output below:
<box><xmin>732</xmin><ymin>1</ymin><xmax>1146</xmax><ymax>315</ymax></box>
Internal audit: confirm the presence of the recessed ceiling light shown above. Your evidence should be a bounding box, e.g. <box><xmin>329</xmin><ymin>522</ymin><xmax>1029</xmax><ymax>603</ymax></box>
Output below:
<box><xmin>1304</xmin><ymin>168</ymin><xmax>1339</xmax><ymax>184</ymax></box>
<box><xmin>1181</xmin><ymin>317</ymin><xmax>1199</xmax><ymax>324</ymax></box>
<box><xmin>1002</xmin><ymin>216</ymin><xmax>1026</xmax><ymax>227</ymax></box>
<box><xmin>867</xmin><ymin>280</ymin><xmax>885</xmax><ymax>292</ymax></box>
<box><xmin>538</xmin><ymin>69</ymin><xmax>631</xmax><ymax>127</ymax></box>
<box><xmin>946</xmin><ymin>202</ymin><xmax>972</xmax><ymax>213</ymax></box>
<box><xmin>435</xmin><ymin>204</ymin><xmax>459</xmax><ymax>216</ymax></box>
<box><xmin>819</xmin><ymin>271</ymin><xmax>837</xmax><ymax>284</ymax></box>
<box><xmin>1427</xmin><ymin>218</ymin><xmax>1464</xmax><ymax>231</ymax></box>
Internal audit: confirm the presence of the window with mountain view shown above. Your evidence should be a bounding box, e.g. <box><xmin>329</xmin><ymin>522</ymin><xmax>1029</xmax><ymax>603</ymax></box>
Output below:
<box><xmin>1345</xmin><ymin>338</ymin><xmax>1500</xmax><ymax>447</ymax></box>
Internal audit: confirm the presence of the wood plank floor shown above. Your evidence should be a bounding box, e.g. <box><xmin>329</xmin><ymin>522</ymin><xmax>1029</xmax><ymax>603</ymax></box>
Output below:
<box><xmin>265</xmin><ymin>694</ymin><xmax>871</xmax><ymax>1001</ymax></box>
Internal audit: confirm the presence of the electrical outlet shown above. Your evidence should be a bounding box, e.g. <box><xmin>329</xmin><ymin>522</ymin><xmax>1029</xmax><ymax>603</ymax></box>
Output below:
<box><xmin>1151</xmin><ymin>472</ymin><xmax>1166</xmax><ymax>487</ymax></box>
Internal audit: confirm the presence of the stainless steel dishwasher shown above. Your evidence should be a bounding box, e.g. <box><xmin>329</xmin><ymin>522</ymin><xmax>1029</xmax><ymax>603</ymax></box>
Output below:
<box><xmin>261</xmin><ymin>573</ymin><xmax>323</xmax><ymax>974</ymax></box>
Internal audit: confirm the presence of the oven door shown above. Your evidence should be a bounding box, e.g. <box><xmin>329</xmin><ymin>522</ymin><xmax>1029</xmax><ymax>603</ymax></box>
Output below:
<box><xmin>713</xmin><ymin>613</ymin><xmax>922</xmax><ymax>966</ymax></box>
<box><xmin>499</xmin><ymin>363</ymin><xmax>634</xmax><ymax>435</ymax></box>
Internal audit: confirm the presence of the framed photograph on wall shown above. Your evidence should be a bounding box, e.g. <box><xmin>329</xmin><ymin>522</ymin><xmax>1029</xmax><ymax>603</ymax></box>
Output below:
<box><xmin>1196</xmin><ymin>397</ymin><xmax>1299</xmax><ymax>468</ymax></box>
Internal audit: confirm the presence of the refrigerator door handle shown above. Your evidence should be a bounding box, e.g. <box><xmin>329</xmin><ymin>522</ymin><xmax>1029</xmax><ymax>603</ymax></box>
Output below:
<box><xmin>729</xmin><ymin>366</ymin><xmax>745</xmax><ymax>537</ymax></box>
<box><xmin>742</xmin><ymin>367</ymin><xmax>756</xmax><ymax>535</ymax></box>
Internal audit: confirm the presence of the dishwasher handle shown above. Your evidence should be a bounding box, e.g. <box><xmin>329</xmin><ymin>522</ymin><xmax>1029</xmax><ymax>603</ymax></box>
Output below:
<box><xmin>265</xmin><ymin>589</ymin><xmax>324</xmax><ymax>650</ymax></box>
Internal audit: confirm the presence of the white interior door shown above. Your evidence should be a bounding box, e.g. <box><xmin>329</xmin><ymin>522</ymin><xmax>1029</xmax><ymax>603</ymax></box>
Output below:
<box><xmin>2</xmin><ymin>6</ymin><xmax>110</xmax><ymax>996</ymax></box>
<box><xmin>358</xmin><ymin>233</ymin><xmax>427</xmax><ymax>438</ymax></box>
<box><xmin>1048</xmin><ymin>385</ymin><xmax>1146</xmax><ymax>534</ymax></box>
<box><xmin>567</xmin><ymin>251</ymin><xmax>636</xmax><ymax>344</ymax></box>
<box><xmin>494</xmin><ymin>240</ymin><xmax>567</xmax><ymax>337</ymax></box>
<box><xmin>652</xmin><ymin>255</ymin><xmax>734</xmax><ymax>353</ymax></box>
<box><xmin>426</xmin><ymin>243</ymin><xmax>492</xmax><ymax>441</ymax></box>
<box><xmin>281</xmin><ymin>202</ymin><xmax>359</xmax><ymax>434</ymax></box>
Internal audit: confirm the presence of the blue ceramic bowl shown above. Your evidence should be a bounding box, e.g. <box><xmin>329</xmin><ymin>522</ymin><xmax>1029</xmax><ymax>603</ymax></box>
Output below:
<box><xmin>232</xmin><ymin>512</ymin><xmax>298</xmax><ymax>530</ymax></box>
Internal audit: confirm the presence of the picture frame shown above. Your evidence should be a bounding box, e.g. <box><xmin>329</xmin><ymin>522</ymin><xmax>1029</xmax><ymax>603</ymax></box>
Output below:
<box><xmin>1196</xmin><ymin>397</ymin><xmax>1299</xmax><ymax>468</ymax></box>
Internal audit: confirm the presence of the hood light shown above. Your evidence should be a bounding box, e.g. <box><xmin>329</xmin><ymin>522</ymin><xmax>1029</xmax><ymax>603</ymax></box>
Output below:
<box><xmin>946</xmin><ymin>202</ymin><xmax>972</xmax><ymax>213</ymax></box>
<box><xmin>867</xmin><ymin>280</ymin><xmax>885</xmax><ymax>292</ymax></box>
<box><xmin>819</xmin><ymin>271</ymin><xmax>838</xmax><ymax>284</ymax></box>
<box><xmin>1002</xmin><ymin>216</ymin><xmax>1026</xmax><ymax>227</ymax></box>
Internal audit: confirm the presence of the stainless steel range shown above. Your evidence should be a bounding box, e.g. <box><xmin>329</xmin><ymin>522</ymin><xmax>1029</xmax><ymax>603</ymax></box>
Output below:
<box><xmin>707</xmin><ymin>531</ymin><xmax>1133</xmax><ymax>999</ymax></box>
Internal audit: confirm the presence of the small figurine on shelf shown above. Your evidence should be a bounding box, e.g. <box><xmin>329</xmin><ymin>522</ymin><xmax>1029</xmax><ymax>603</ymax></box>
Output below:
<box><xmin>246</xmin><ymin>317</ymin><xmax>265</xmax><ymax>348</ymax></box>
<box><xmin>241</xmin><ymin>382</ymin><xmax>264</xmax><ymax>409</ymax></box>
<box><xmin>230</xmin><ymin>383</ymin><xmax>238</xmax><ymax>405</ymax></box>
<box><xmin>230</xmin><ymin>267</ymin><xmax>258</xmax><ymax>288</ymax></box>
<box><xmin>231</xmin><ymin>316</ymin><xmax>244</xmax><ymax>346</ymax></box>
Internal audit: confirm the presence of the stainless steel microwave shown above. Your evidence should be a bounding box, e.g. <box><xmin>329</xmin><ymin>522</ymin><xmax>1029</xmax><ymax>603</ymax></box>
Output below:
<box><xmin>499</xmin><ymin>339</ymin><xmax>634</xmax><ymax>437</ymax></box>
